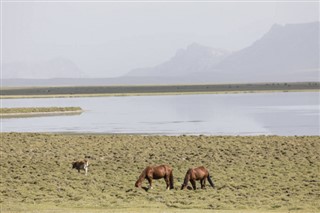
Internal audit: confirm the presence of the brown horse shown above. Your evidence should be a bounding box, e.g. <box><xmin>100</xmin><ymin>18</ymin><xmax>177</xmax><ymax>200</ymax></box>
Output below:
<box><xmin>135</xmin><ymin>165</ymin><xmax>174</xmax><ymax>190</ymax></box>
<box><xmin>181</xmin><ymin>166</ymin><xmax>215</xmax><ymax>190</ymax></box>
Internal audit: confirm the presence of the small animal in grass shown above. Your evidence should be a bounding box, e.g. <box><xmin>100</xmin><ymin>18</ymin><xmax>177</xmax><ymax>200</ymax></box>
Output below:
<box><xmin>135</xmin><ymin>164</ymin><xmax>174</xmax><ymax>190</ymax></box>
<box><xmin>72</xmin><ymin>159</ymin><xmax>89</xmax><ymax>175</ymax></box>
<box><xmin>181</xmin><ymin>166</ymin><xmax>215</xmax><ymax>190</ymax></box>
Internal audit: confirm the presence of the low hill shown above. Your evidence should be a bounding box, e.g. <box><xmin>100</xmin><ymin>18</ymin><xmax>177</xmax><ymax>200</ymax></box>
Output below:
<box><xmin>2</xmin><ymin>57</ymin><xmax>85</xmax><ymax>79</ymax></box>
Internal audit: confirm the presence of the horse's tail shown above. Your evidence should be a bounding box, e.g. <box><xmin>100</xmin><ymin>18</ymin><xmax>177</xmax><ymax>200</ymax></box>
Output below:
<box><xmin>169</xmin><ymin>170</ymin><xmax>174</xmax><ymax>189</ymax></box>
<box><xmin>207</xmin><ymin>173</ymin><xmax>215</xmax><ymax>188</ymax></box>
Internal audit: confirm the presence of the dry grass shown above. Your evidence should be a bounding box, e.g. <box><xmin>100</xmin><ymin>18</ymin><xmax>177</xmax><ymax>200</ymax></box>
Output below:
<box><xmin>0</xmin><ymin>133</ymin><xmax>319</xmax><ymax>212</ymax></box>
<box><xmin>0</xmin><ymin>107</ymin><xmax>82</xmax><ymax>114</ymax></box>
<box><xmin>0</xmin><ymin>107</ymin><xmax>83</xmax><ymax>118</ymax></box>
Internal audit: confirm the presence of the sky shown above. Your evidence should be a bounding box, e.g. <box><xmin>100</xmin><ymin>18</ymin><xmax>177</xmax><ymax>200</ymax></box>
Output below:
<box><xmin>2</xmin><ymin>0</ymin><xmax>319</xmax><ymax>78</ymax></box>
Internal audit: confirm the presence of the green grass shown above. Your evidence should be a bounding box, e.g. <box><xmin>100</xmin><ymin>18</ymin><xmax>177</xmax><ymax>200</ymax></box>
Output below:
<box><xmin>1</xmin><ymin>82</ymin><xmax>319</xmax><ymax>99</ymax></box>
<box><xmin>0</xmin><ymin>133</ymin><xmax>319</xmax><ymax>212</ymax></box>
<box><xmin>0</xmin><ymin>107</ymin><xmax>82</xmax><ymax>114</ymax></box>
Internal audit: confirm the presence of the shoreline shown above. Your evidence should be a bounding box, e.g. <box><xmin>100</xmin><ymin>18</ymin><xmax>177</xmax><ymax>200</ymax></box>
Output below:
<box><xmin>1</xmin><ymin>82</ymin><xmax>319</xmax><ymax>99</ymax></box>
<box><xmin>2</xmin><ymin>131</ymin><xmax>319</xmax><ymax>137</ymax></box>
<box><xmin>0</xmin><ymin>107</ymin><xmax>83</xmax><ymax>118</ymax></box>
<box><xmin>1</xmin><ymin>89</ymin><xmax>319</xmax><ymax>99</ymax></box>
<box><xmin>0</xmin><ymin>110</ymin><xmax>83</xmax><ymax>118</ymax></box>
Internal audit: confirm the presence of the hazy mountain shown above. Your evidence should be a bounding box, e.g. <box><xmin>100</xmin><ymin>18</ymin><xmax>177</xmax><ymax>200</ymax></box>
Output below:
<box><xmin>3</xmin><ymin>22</ymin><xmax>319</xmax><ymax>86</ymax></box>
<box><xmin>125</xmin><ymin>22</ymin><xmax>319</xmax><ymax>83</ymax></box>
<box><xmin>127</xmin><ymin>43</ymin><xmax>230</xmax><ymax>77</ymax></box>
<box><xmin>3</xmin><ymin>57</ymin><xmax>85</xmax><ymax>79</ymax></box>
<box><xmin>211</xmin><ymin>22</ymin><xmax>319</xmax><ymax>82</ymax></box>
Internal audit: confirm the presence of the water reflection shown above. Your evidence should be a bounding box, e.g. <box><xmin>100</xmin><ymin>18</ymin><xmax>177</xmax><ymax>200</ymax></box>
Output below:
<box><xmin>1</xmin><ymin>92</ymin><xmax>319</xmax><ymax>136</ymax></box>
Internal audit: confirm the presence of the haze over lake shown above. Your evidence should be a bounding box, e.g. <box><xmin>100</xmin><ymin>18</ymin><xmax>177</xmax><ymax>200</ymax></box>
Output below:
<box><xmin>2</xmin><ymin>92</ymin><xmax>319</xmax><ymax>136</ymax></box>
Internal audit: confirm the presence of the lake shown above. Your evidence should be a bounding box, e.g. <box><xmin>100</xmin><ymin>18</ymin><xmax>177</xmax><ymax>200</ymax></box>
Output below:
<box><xmin>1</xmin><ymin>92</ymin><xmax>319</xmax><ymax>136</ymax></box>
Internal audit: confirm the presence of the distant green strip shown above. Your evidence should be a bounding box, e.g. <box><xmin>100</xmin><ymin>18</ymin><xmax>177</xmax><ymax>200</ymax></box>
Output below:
<box><xmin>1</xmin><ymin>82</ymin><xmax>319</xmax><ymax>99</ymax></box>
<box><xmin>1</xmin><ymin>89</ymin><xmax>319</xmax><ymax>99</ymax></box>
<box><xmin>0</xmin><ymin>107</ymin><xmax>82</xmax><ymax>114</ymax></box>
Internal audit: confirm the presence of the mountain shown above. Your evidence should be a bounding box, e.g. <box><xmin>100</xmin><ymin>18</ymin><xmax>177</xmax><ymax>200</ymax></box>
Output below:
<box><xmin>3</xmin><ymin>22</ymin><xmax>319</xmax><ymax>86</ymax></box>
<box><xmin>127</xmin><ymin>43</ymin><xmax>230</xmax><ymax>77</ymax></box>
<box><xmin>212</xmin><ymin>22</ymin><xmax>319</xmax><ymax>82</ymax></box>
<box><xmin>2</xmin><ymin>57</ymin><xmax>85</xmax><ymax>79</ymax></box>
<box><xmin>125</xmin><ymin>22</ymin><xmax>319</xmax><ymax>83</ymax></box>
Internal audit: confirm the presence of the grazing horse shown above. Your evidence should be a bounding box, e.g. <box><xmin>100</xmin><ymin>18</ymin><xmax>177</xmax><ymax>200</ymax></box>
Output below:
<box><xmin>135</xmin><ymin>165</ymin><xmax>174</xmax><ymax>190</ymax></box>
<box><xmin>181</xmin><ymin>166</ymin><xmax>215</xmax><ymax>190</ymax></box>
<box><xmin>72</xmin><ymin>159</ymin><xmax>89</xmax><ymax>175</ymax></box>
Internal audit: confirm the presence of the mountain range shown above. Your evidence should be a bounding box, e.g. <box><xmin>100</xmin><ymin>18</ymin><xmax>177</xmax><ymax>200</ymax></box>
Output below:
<box><xmin>2</xmin><ymin>22</ymin><xmax>319</xmax><ymax>86</ymax></box>
<box><xmin>127</xmin><ymin>22</ymin><xmax>319</xmax><ymax>83</ymax></box>
<box><xmin>127</xmin><ymin>43</ymin><xmax>230</xmax><ymax>77</ymax></box>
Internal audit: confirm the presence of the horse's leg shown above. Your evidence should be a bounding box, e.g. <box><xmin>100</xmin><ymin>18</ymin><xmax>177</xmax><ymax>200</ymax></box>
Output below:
<box><xmin>165</xmin><ymin>175</ymin><xmax>170</xmax><ymax>190</ymax></box>
<box><xmin>85</xmin><ymin>167</ymin><xmax>88</xmax><ymax>176</ymax></box>
<box><xmin>190</xmin><ymin>179</ymin><xmax>196</xmax><ymax>190</ymax></box>
<box><xmin>200</xmin><ymin>179</ymin><xmax>204</xmax><ymax>189</ymax></box>
<box><xmin>201</xmin><ymin>178</ymin><xmax>206</xmax><ymax>189</ymax></box>
<box><xmin>147</xmin><ymin>177</ymin><xmax>153</xmax><ymax>189</ymax></box>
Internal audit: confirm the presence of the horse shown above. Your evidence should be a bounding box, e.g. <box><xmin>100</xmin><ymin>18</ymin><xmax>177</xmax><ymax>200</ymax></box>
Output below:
<box><xmin>181</xmin><ymin>166</ymin><xmax>215</xmax><ymax>190</ymax></box>
<box><xmin>72</xmin><ymin>159</ymin><xmax>89</xmax><ymax>175</ymax></box>
<box><xmin>135</xmin><ymin>165</ymin><xmax>174</xmax><ymax>190</ymax></box>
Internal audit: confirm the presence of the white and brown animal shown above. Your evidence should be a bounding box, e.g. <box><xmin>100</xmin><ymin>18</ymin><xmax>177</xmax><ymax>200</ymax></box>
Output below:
<box><xmin>72</xmin><ymin>159</ymin><xmax>89</xmax><ymax>175</ymax></box>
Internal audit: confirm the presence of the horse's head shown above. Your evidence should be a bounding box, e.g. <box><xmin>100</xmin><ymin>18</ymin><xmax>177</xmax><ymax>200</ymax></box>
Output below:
<box><xmin>180</xmin><ymin>184</ymin><xmax>187</xmax><ymax>190</ymax></box>
<box><xmin>72</xmin><ymin>162</ymin><xmax>77</xmax><ymax>169</ymax></box>
<box><xmin>135</xmin><ymin>180</ymin><xmax>142</xmax><ymax>188</ymax></box>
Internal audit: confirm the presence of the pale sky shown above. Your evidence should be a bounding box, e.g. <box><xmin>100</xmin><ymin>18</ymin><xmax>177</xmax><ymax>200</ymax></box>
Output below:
<box><xmin>2</xmin><ymin>1</ymin><xmax>319</xmax><ymax>77</ymax></box>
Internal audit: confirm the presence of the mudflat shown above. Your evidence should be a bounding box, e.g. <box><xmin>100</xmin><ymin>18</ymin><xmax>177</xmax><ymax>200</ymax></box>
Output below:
<box><xmin>1</xmin><ymin>82</ymin><xmax>319</xmax><ymax>98</ymax></box>
<box><xmin>1</xmin><ymin>133</ymin><xmax>319</xmax><ymax>212</ymax></box>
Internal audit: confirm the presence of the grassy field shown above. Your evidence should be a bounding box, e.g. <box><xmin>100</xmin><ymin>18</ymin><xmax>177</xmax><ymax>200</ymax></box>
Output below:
<box><xmin>0</xmin><ymin>133</ymin><xmax>319</xmax><ymax>212</ymax></box>
<box><xmin>1</xmin><ymin>82</ymin><xmax>319</xmax><ymax>99</ymax></box>
<box><xmin>0</xmin><ymin>107</ymin><xmax>82</xmax><ymax>114</ymax></box>
<box><xmin>0</xmin><ymin>107</ymin><xmax>82</xmax><ymax>118</ymax></box>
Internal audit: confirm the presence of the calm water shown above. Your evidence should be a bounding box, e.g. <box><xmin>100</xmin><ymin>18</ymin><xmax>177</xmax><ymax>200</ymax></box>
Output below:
<box><xmin>1</xmin><ymin>92</ymin><xmax>319</xmax><ymax>136</ymax></box>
